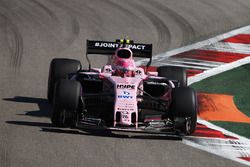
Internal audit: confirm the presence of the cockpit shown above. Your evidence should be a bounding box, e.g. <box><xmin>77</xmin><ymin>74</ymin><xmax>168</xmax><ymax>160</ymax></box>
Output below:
<box><xmin>117</xmin><ymin>49</ymin><xmax>132</xmax><ymax>59</ymax></box>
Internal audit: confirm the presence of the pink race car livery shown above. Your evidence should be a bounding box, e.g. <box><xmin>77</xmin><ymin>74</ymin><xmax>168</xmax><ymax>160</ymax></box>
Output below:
<box><xmin>47</xmin><ymin>39</ymin><xmax>198</xmax><ymax>135</ymax></box>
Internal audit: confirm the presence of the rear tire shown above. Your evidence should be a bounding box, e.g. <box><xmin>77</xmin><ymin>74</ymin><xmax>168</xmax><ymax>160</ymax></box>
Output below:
<box><xmin>170</xmin><ymin>87</ymin><xmax>197</xmax><ymax>134</ymax></box>
<box><xmin>157</xmin><ymin>66</ymin><xmax>187</xmax><ymax>87</ymax></box>
<box><xmin>51</xmin><ymin>79</ymin><xmax>81</xmax><ymax>127</ymax></box>
<box><xmin>47</xmin><ymin>58</ymin><xmax>81</xmax><ymax>104</ymax></box>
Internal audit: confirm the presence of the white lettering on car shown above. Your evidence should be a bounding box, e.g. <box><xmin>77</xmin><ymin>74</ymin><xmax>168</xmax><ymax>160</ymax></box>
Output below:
<box><xmin>95</xmin><ymin>42</ymin><xmax>100</xmax><ymax>47</ymax></box>
<box><xmin>94</xmin><ymin>42</ymin><xmax>146</xmax><ymax>50</ymax></box>
<box><xmin>126</xmin><ymin>44</ymin><xmax>146</xmax><ymax>50</ymax></box>
<box><xmin>94</xmin><ymin>42</ymin><xmax>119</xmax><ymax>48</ymax></box>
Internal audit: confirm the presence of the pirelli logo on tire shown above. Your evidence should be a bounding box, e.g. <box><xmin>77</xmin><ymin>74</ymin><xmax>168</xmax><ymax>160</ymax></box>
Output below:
<box><xmin>116</xmin><ymin>84</ymin><xmax>135</xmax><ymax>89</ymax></box>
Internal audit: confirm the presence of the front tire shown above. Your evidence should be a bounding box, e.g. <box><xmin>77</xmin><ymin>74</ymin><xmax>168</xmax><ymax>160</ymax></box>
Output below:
<box><xmin>170</xmin><ymin>87</ymin><xmax>197</xmax><ymax>134</ymax></box>
<box><xmin>47</xmin><ymin>58</ymin><xmax>81</xmax><ymax>104</ymax></box>
<box><xmin>51</xmin><ymin>79</ymin><xmax>81</xmax><ymax>127</ymax></box>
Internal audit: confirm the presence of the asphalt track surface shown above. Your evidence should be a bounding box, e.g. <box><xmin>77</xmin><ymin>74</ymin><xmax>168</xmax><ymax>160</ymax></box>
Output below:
<box><xmin>1</xmin><ymin>0</ymin><xmax>250</xmax><ymax>167</ymax></box>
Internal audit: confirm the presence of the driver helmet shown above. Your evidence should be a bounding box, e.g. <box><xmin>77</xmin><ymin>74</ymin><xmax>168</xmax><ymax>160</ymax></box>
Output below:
<box><xmin>112</xmin><ymin>48</ymin><xmax>136</xmax><ymax>77</ymax></box>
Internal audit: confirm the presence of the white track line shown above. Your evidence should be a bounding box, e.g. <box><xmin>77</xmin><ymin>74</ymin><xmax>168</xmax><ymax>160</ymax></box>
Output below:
<box><xmin>136</xmin><ymin>25</ymin><xmax>250</xmax><ymax>66</ymax></box>
<box><xmin>150</xmin><ymin>62</ymin><xmax>212</xmax><ymax>70</ymax></box>
<box><xmin>183</xmin><ymin>120</ymin><xmax>250</xmax><ymax>166</ymax></box>
<box><xmin>202</xmin><ymin>42</ymin><xmax>250</xmax><ymax>54</ymax></box>
<box><xmin>154</xmin><ymin>58</ymin><xmax>222</xmax><ymax>68</ymax></box>
<box><xmin>188</xmin><ymin>56</ymin><xmax>250</xmax><ymax>85</ymax></box>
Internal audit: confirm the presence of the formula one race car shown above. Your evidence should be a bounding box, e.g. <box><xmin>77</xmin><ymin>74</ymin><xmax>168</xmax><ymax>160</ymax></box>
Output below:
<box><xmin>47</xmin><ymin>39</ymin><xmax>198</xmax><ymax>135</ymax></box>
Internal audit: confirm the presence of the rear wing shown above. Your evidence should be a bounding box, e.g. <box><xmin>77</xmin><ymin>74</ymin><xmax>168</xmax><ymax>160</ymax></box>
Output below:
<box><xmin>86</xmin><ymin>40</ymin><xmax>153</xmax><ymax>68</ymax></box>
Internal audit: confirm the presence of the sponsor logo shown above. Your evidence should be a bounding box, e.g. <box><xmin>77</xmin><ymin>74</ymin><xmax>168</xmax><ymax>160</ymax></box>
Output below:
<box><xmin>121</xmin><ymin>111</ymin><xmax>129</xmax><ymax>120</ymax></box>
<box><xmin>122</xmin><ymin>111</ymin><xmax>129</xmax><ymax>115</ymax></box>
<box><xmin>117</xmin><ymin>84</ymin><xmax>135</xmax><ymax>89</ymax></box>
<box><xmin>125</xmin><ymin>44</ymin><xmax>146</xmax><ymax>50</ymax></box>
<box><xmin>117</xmin><ymin>90</ymin><xmax>133</xmax><ymax>99</ymax></box>
<box><xmin>122</xmin><ymin>114</ymin><xmax>129</xmax><ymax>119</ymax></box>
<box><xmin>94</xmin><ymin>42</ymin><xmax>146</xmax><ymax>50</ymax></box>
<box><xmin>94</xmin><ymin>42</ymin><xmax>119</xmax><ymax>48</ymax></box>
<box><xmin>118</xmin><ymin>95</ymin><xmax>133</xmax><ymax>99</ymax></box>
<box><xmin>117</xmin><ymin>108</ymin><xmax>134</xmax><ymax>111</ymax></box>
<box><xmin>123</xmin><ymin>91</ymin><xmax>130</xmax><ymax>95</ymax></box>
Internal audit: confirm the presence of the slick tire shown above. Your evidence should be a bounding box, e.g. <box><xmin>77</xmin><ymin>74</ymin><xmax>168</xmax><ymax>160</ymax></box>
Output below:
<box><xmin>170</xmin><ymin>87</ymin><xmax>197</xmax><ymax>134</ymax></box>
<box><xmin>157</xmin><ymin>66</ymin><xmax>187</xmax><ymax>87</ymax></box>
<box><xmin>47</xmin><ymin>58</ymin><xmax>81</xmax><ymax>104</ymax></box>
<box><xmin>51</xmin><ymin>79</ymin><xmax>81</xmax><ymax>127</ymax></box>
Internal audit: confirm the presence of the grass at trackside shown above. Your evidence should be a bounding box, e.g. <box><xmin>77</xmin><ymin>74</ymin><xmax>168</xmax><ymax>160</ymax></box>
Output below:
<box><xmin>191</xmin><ymin>63</ymin><xmax>250</xmax><ymax>117</ymax></box>
<box><xmin>191</xmin><ymin>63</ymin><xmax>250</xmax><ymax>138</ymax></box>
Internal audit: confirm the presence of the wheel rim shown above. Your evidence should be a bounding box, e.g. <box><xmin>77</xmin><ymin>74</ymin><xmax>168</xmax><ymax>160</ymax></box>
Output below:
<box><xmin>185</xmin><ymin>118</ymin><xmax>192</xmax><ymax>135</ymax></box>
<box><xmin>58</xmin><ymin>109</ymin><xmax>66</xmax><ymax>126</ymax></box>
